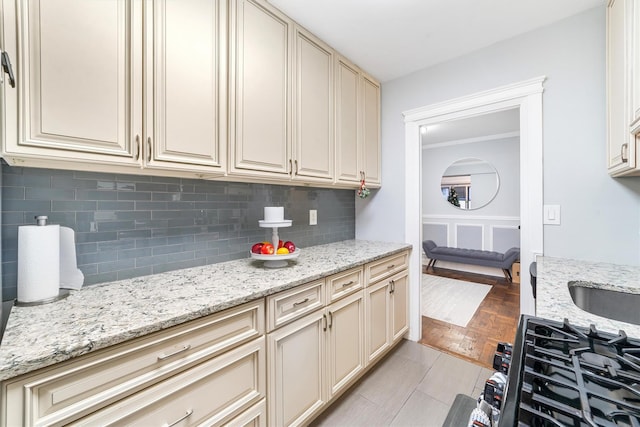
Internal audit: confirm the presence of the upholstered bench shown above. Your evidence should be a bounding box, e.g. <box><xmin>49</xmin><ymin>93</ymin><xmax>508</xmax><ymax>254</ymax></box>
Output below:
<box><xmin>422</xmin><ymin>239</ymin><xmax>520</xmax><ymax>281</ymax></box>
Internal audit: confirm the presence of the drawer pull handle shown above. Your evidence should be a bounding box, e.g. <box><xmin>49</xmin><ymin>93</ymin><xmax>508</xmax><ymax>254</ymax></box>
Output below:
<box><xmin>341</xmin><ymin>280</ymin><xmax>355</xmax><ymax>288</ymax></box>
<box><xmin>157</xmin><ymin>344</ymin><xmax>191</xmax><ymax>361</ymax></box>
<box><xmin>147</xmin><ymin>136</ymin><xmax>152</xmax><ymax>162</ymax></box>
<box><xmin>329</xmin><ymin>311</ymin><xmax>333</xmax><ymax>329</ymax></box>
<box><xmin>293</xmin><ymin>297</ymin><xmax>309</xmax><ymax>307</ymax></box>
<box><xmin>323</xmin><ymin>313</ymin><xmax>327</xmax><ymax>331</ymax></box>
<box><xmin>164</xmin><ymin>409</ymin><xmax>193</xmax><ymax>427</ymax></box>
<box><xmin>389</xmin><ymin>279</ymin><xmax>395</xmax><ymax>294</ymax></box>
<box><xmin>386</xmin><ymin>264</ymin><xmax>396</xmax><ymax>269</ymax></box>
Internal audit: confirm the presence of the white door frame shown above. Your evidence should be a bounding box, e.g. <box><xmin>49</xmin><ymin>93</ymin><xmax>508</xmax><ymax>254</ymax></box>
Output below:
<box><xmin>403</xmin><ymin>77</ymin><xmax>545</xmax><ymax>341</ymax></box>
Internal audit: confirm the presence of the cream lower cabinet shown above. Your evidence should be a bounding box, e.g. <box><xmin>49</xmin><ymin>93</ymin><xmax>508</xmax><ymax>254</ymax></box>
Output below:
<box><xmin>365</xmin><ymin>263</ymin><xmax>409</xmax><ymax>364</ymax></box>
<box><xmin>1</xmin><ymin>300</ymin><xmax>264</xmax><ymax>427</ymax></box>
<box><xmin>267</xmin><ymin>273</ymin><xmax>365</xmax><ymax>427</ymax></box>
<box><xmin>0</xmin><ymin>0</ymin><xmax>226</xmax><ymax>177</ymax></box>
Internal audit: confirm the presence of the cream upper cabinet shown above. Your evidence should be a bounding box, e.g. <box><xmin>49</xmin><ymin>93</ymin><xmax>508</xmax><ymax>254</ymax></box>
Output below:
<box><xmin>0</xmin><ymin>0</ymin><xmax>225</xmax><ymax>177</ymax></box>
<box><xmin>335</xmin><ymin>56</ymin><xmax>381</xmax><ymax>187</ymax></box>
<box><xmin>361</xmin><ymin>73</ymin><xmax>381</xmax><ymax>186</ymax></box>
<box><xmin>292</xmin><ymin>26</ymin><xmax>334</xmax><ymax>182</ymax></box>
<box><xmin>335</xmin><ymin>56</ymin><xmax>361</xmax><ymax>184</ymax></box>
<box><xmin>144</xmin><ymin>0</ymin><xmax>227</xmax><ymax>174</ymax></box>
<box><xmin>229</xmin><ymin>0</ymin><xmax>292</xmax><ymax>178</ymax></box>
<box><xmin>607</xmin><ymin>0</ymin><xmax>640</xmax><ymax>176</ymax></box>
<box><xmin>0</xmin><ymin>0</ymin><xmax>142</xmax><ymax>167</ymax></box>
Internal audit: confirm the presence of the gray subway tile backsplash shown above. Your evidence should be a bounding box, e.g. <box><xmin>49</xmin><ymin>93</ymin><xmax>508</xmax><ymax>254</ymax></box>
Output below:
<box><xmin>1</xmin><ymin>163</ymin><xmax>356</xmax><ymax>301</ymax></box>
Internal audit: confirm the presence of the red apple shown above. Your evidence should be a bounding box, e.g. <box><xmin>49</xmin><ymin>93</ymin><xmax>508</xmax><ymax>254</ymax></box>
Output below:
<box><xmin>261</xmin><ymin>243</ymin><xmax>275</xmax><ymax>255</ymax></box>
<box><xmin>278</xmin><ymin>239</ymin><xmax>284</xmax><ymax>249</ymax></box>
<box><xmin>251</xmin><ymin>242</ymin><xmax>263</xmax><ymax>254</ymax></box>
<box><xmin>283</xmin><ymin>241</ymin><xmax>296</xmax><ymax>253</ymax></box>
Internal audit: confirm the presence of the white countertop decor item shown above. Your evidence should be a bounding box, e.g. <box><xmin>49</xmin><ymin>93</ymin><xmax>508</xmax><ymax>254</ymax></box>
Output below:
<box><xmin>252</xmin><ymin>206</ymin><xmax>298</xmax><ymax>268</ymax></box>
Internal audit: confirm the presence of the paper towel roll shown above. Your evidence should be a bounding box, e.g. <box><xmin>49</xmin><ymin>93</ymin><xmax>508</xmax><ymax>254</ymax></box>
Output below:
<box><xmin>60</xmin><ymin>226</ymin><xmax>84</xmax><ymax>290</ymax></box>
<box><xmin>17</xmin><ymin>224</ymin><xmax>60</xmax><ymax>303</ymax></box>
<box><xmin>264</xmin><ymin>207</ymin><xmax>284</xmax><ymax>222</ymax></box>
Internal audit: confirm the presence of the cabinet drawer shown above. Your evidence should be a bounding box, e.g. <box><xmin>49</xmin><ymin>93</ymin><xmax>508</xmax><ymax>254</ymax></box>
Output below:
<box><xmin>225</xmin><ymin>398</ymin><xmax>266</xmax><ymax>427</ymax></box>
<box><xmin>365</xmin><ymin>251</ymin><xmax>409</xmax><ymax>285</ymax></box>
<box><xmin>326</xmin><ymin>267</ymin><xmax>363</xmax><ymax>304</ymax></box>
<box><xmin>3</xmin><ymin>301</ymin><xmax>264</xmax><ymax>427</ymax></box>
<box><xmin>72</xmin><ymin>337</ymin><xmax>265</xmax><ymax>426</ymax></box>
<box><xmin>266</xmin><ymin>279</ymin><xmax>325</xmax><ymax>332</ymax></box>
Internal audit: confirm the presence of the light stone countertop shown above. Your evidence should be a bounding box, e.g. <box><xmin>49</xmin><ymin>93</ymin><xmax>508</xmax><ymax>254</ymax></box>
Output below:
<box><xmin>536</xmin><ymin>256</ymin><xmax>640</xmax><ymax>337</ymax></box>
<box><xmin>0</xmin><ymin>240</ymin><xmax>411</xmax><ymax>382</ymax></box>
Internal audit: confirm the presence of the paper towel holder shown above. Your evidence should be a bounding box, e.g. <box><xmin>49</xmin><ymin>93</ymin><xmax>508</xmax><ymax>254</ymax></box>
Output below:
<box><xmin>15</xmin><ymin>215</ymin><xmax>71</xmax><ymax>307</ymax></box>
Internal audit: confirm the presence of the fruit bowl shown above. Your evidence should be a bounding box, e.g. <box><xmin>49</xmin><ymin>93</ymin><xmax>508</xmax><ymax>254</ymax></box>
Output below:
<box><xmin>250</xmin><ymin>248</ymin><xmax>301</xmax><ymax>268</ymax></box>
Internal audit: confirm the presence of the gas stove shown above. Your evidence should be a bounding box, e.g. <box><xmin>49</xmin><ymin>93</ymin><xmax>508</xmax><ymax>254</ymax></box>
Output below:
<box><xmin>500</xmin><ymin>315</ymin><xmax>640</xmax><ymax>427</ymax></box>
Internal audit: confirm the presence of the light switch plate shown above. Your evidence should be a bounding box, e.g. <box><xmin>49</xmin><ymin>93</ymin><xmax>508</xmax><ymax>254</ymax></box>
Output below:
<box><xmin>543</xmin><ymin>205</ymin><xmax>561</xmax><ymax>225</ymax></box>
<box><xmin>309</xmin><ymin>209</ymin><xmax>317</xmax><ymax>225</ymax></box>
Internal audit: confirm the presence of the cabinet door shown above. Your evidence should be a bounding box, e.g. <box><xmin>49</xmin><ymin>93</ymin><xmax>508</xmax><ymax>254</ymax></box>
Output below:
<box><xmin>390</xmin><ymin>271</ymin><xmax>409</xmax><ymax>342</ymax></box>
<box><xmin>335</xmin><ymin>56</ymin><xmax>361</xmax><ymax>184</ymax></box>
<box><xmin>631</xmin><ymin>0</ymin><xmax>640</xmax><ymax>131</ymax></box>
<box><xmin>361</xmin><ymin>73</ymin><xmax>381</xmax><ymax>186</ymax></box>
<box><xmin>145</xmin><ymin>0</ymin><xmax>226</xmax><ymax>174</ymax></box>
<box><xmin>267</xmin><ymin>310</ymin><xmax>325</xmax><ymax>427</ymax></box>
<box><xmin>364</xmin><ymin>280</ymin><xmax>390</xmax><ymax>364</ymax></box>
<box><xmin>230</xmin><ymin>0</ymin><xmax>292</xmax><ymax>177</ymax></box>
<box><xmin>326</xmin><ymin>291</ymin><xmax>365</xmax><ymax>398</ymax></box>
<box><xmin>1</xmin><ymin>0</ymin><xmax>142</xmax><ymax>166</ymax></box>
<box><xmin>292</xmin><ymin>26</ymin><xmax>334</xmax><ymax>182</ymax></box>
<box><xmin>607</xmin><ymin>0</ymin><xmax>637</xmax><ymax>174</ymax></box>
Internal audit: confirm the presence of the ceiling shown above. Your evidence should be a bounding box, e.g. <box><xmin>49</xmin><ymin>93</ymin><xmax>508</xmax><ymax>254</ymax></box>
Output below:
<box><xmin>268</xmin><ymin>0</ymin><xmax>605</xmax><ymax>82</ymax></box>
<box><xmin>421</xmin><ymin>108</ymin><xmax>520</xmax><ymax>147</ymax></box>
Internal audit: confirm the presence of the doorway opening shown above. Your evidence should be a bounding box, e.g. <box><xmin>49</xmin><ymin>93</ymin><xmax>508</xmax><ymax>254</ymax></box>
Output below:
<box><xmin>402</xmin><ymin>77</ymin><xmax>545</xmax><ymax>354</ymax></box>
<box><xmin>419</xmin><ymin>108</ymin><xmax>521</xmax><ymax>367</ymax></box>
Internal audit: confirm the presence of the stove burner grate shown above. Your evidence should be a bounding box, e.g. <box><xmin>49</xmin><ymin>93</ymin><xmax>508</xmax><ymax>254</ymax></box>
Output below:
<box><xmin>515</xmin><ymin>318</ymin><xmax>640</xmax><ymax>426</ymax></box>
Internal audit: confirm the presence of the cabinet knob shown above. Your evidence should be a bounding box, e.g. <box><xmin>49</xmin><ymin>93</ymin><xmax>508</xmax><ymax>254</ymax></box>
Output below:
<box><xmin>621</xmin><ymin>143</ymin><xmax>629</xmax><ymax>163</ymax></box>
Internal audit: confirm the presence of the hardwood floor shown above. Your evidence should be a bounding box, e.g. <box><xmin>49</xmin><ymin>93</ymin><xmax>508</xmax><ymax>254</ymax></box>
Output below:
<box><xmin>419</xmin><ymin>265</ymin><xmax>520</xmax><ymax>369</ymax></box>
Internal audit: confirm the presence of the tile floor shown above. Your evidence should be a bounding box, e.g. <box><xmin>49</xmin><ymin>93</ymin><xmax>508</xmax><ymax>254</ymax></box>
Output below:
<box><xmin>311</xmin><ymin>339</ymin><xmax>493</xmax><ymax>427</ymax></box>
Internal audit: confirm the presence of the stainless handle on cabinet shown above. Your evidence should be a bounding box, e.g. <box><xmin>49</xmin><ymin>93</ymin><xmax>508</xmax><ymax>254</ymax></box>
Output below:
<box><xmin>323</xmin><ymin>313</ymin><xmax>327</xmax><ymax>331</ymax></box>
<box><xmin>341</xmin><ymin>280</ymin><xmax>354</xmax><ymax>288</ymax></box>
<box><xmin>386</xmin><ymin>264</ymin><xmax>395</xmax><ymax>269</ymax></box>
<box><xmin>328</xmin><ymin>311</ymin><xmax>333</xmax><ymax>329</ymax></box>
<box><xmin>289</xmin><ymin>159</ymin><xmax>293</xmax><ymax>175</ymax></box>
<box><xmin>157</xmin><ymin>344</ymin><xmax>191</xmax><ymax>361</ymax></box>
<box><xmin>621</xmin><ymin>143</ymin><xmax>629</xmax><ymax>162</ymax></box>
<box><xmin>389</xmin><ymin>279</ymin><xmax>395</xmax><ymax>294</ymax></box>
<box><xmin>134</xmin><ymin>135</ymin><xmax>140</xmax><ymax>161</ymax></box>
<box><xmin>294</xmin><ymin>159</ymin><xmax>299</xmax><ymax>175</ymax></box>
<box><xmin>293</xmin><ymin>297</ymin><xmax>309</xmax><ymax>307</ymax></box>
<box><xmin>163</xmin><ymin>409</ymin><xmax>193</xmax><ymax>427</ymax></box>
<box><xmin>147</xmin><ymin>137</ymin><xmax>152</xmax><ymax>162</ymax></box>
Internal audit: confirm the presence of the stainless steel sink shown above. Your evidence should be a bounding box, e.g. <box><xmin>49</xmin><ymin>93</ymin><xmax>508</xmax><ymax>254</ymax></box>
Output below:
<box><xmin>568</xmin><ymin>281</ymin><xmax>640</xmax><ymax>325</ymax></box>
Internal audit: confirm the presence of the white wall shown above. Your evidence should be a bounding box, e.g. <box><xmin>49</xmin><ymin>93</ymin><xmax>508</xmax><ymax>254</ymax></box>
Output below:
<box><xmin>356</xmin><ymin>6</ymin><xmax>640</xmax><ymax>266</ymax></box>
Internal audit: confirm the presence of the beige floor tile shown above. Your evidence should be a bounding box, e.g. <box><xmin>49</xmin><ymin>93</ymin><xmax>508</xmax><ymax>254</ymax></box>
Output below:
<box><xmin>353</xmin><ymin>351</ymin><xmax>431</xmax><ymax>415</ymax></box>
<box><xmin>311</xmin><ymin>391</ymin><xmax>395</xmax><ymax>427</ymax></box>
<box><xmin>390</xmin><ymin>390</ymin><xmax>450</xmax><ymax>427</ymax></box>
<box><xmin>390</xmin><ymin>340</ymin><xmax>442</xmax><ymax>369</ymax></box>
<box><xmin>416</xmin><ymin>352</ymin><xmax>483</xmax><ymax>405</ymax></box>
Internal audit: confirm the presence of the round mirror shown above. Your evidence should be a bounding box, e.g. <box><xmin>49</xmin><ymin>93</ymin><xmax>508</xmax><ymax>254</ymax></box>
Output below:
<box><xmin>440</xmin><ymin>158</ymin><xmax>499</xmax><ymax>210</ymax></box>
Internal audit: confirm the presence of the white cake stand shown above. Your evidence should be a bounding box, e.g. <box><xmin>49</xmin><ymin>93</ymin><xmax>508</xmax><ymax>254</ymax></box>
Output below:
<box><xmin>250</xmin><ymin>219</ymin><xmax>300</xmax><ymax>268</ymax></box>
